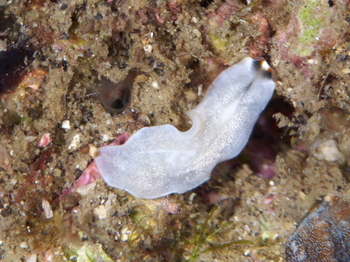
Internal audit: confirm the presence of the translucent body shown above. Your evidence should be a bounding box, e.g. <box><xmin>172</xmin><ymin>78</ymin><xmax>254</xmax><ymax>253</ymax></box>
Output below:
<box><xmin>95</xmin><ymin>57</ymin><xmax>275</xmax><ymax>199</ymax></box>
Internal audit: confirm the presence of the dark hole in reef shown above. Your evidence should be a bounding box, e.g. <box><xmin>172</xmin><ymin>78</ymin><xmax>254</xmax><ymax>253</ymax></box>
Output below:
<box><xmin>0</xmin><ymin>46</ymin><xmax>35</xmax><ymax>95</ymax></box>
<box><xmin>199</xmin><ymin>0</ymin><xmax>214</xmax><ymax>8</ymax></box>
<box><xmin>242</xmin><ymin>96</ymin><xmax>294</xmax><ymax>179</ymax></box>
<box><xmin>96</xmin><ymin>70</ymin><xmax>136</xmax><ymax>114</ymax></box>
<box><xmin>0</xmin><ymin>7</ymin><xmax>17</xmax><ymax>32</ymax></box>
<box><xmin>328</xmin><ymin>0</ymin><xmax>334</xmax><ymax>7</ymax></box>
<box><xmin>111</xmin><ymin>98</ymin><xmax>125</xmax><ymax>109</ymax></box>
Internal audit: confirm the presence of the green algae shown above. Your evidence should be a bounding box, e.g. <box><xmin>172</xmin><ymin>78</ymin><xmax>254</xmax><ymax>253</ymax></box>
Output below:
<box><xmin>296</xmin><ymin>0</ymin><xmax>330</xmax><ymax>56</ymax></box>
<box><xmin>183</xmin><ymin>206</ymin><xmax>252</xmax><ymax>261</ymax></box>
<box><xmin>210</xmin><ymin>34</ymin><xmax>229</xmax><ymax>52</ymax></box>
<box><xmin>65</xmin><ymin>243</ymin><xmax>113</xmax><ymax>262</ymax></box>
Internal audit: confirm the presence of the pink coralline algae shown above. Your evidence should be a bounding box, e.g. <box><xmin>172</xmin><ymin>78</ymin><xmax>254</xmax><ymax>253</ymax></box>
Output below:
<box><xmin>285</xmin><ymin>195</ymin><xmax>350</xmax><ymax>262</ymax></box>
<box><xmin>248</xmin><ymin>13</ymin><xmax>271</xmax><ymax>58</ymax></box>
<box><xmin>274</xmin><ymin>0</ymin><xmax>349</xmax><ymax>78</ymax></box>
<box><xmin>38</xmin><ymin>133</ymin><xmax>52</xmax><ymax>148</ymax></box>
<box><xmin>59</xmin><ymin>133</ymin><xmax>130</xmax><ymax>201</ymax></box>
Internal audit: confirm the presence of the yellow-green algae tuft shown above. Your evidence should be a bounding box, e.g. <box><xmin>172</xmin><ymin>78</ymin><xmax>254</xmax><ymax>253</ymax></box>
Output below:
<box><xmin>296</xmin><ymin>0</ymin><xmax>331</xmax><ymax>56</ymax></box>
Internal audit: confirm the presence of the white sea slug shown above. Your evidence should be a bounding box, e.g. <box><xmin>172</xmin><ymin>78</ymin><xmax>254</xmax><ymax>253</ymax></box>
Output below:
<box><xmin>95</xmin><ymin>57</ymin><xmax>275</xmax><ymax>199</ymax></box>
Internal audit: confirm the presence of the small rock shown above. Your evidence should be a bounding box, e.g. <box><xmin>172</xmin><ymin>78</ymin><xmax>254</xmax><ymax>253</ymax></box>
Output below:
<box><xmin>61</xmin><ymin>120</ymin><xmax>71</xmax><ymax>129</ymax></box>
<box><xmin>94</xmin><ymin>204</ymin><xmax>107</xmax><ymax>220</ymax></box>
<box><xmin>20</xmin><ymin>242</ymin><xmax>28</xmax><ymax>249</ymax></box>
<box><xmin>314</xmin><ymin>139</ymin><xmax>344</xmax><ymax>162</ymax></box>
<box><xmin>27</xmin><ymin>254</ymin><xmax>37</xmax><ymax>262</ymax></box>
<box><xmin>120</xmin><ymin>228</ymin><xmax>131</xmax><ymax>241</ymax></box>
<box><xmin>42</xmin><ymin>199</ymin><xmax>53</xmax><ymax>219</ymax></box>
<box><xmin>68</xmin><ymin>134</ymin><xmax>81</xmax><ymax>151</ymax></box>
<box><xmin>0</xmin><ymin>143</ymin><xmax>13</xmax><ymax>174</ymax></box>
